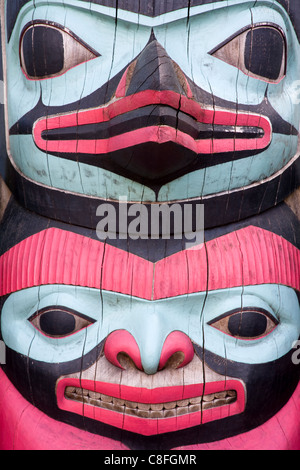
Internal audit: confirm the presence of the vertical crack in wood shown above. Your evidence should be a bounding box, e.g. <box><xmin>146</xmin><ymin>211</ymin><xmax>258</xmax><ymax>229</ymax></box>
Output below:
<box><xmin>25</xmin><ymin>231</ymin><xmax>48</xmax><ymax>410</ymax></box>
<box><xmin>119</xmin><ymin>248</ymin><xmax>134</xmax><ymax>431</ymax></box>
<box><xmin>80</xmin><ymin>239</ymin><xmax>107</xmax><ymax>427</ymax></box>
<box><xmin>176</xmin><ymin>93</ymin><xmax>182</xmax><ymax>137</ymax></box>
<box><xmin>234</xmin><ymin>230</ymin><xmax>245</xmax><ymax>354</ymax></box>
<box><xmin>74</xmin><ymin>2</ymin><xmax>90</xmax><ymax>196</ymax></box>
<box><xmin>200</xmin><ymin>78</ymin><xmax>215</xmax><ymax>198</ymax></box>
<box><xmin>75</xmin><ymin>60</ymin><xmax>88</xmax><ymax>196</ymax></box>
<box><xmin>198</xmin><ymin>235</ymin><xmax>210</xmax><ymax>426</ymax></box>
<box><xmin>237</xmin><ymin>6</ymin><xmax>256</xmax><ymax>219</ymax></box>
<box><xmin>248</xmin><ymin>6</ymin><xmax>271</xmax><ymax>218</ymax></box>
<box><xmin>187</xmin><ymin>0</ymin><xmax>191</xmax><ymax>26</ymax></box>
<box><xmin>26</xmin><ymin>326</ymin><xmax>37</xmax><ymax>408</ymax></box>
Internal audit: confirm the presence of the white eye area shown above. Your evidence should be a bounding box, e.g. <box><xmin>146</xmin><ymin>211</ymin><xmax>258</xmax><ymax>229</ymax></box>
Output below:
<box><xmin>29</xmin><ymin>306</ymin><xmax>95</xmax><ymax>338</ymax></box>
<box><xmin>208</xmin><ymin>308</ymin><xmax>278</xmax><ymax>340</ymax></box>
<box><xmin>20</xmin><ymin>21</ymin><xmax>99</xmax><ymax>79</ymax></box>
<box><xmin>210</xmin><ymin>25</ymin><xmax>287</xmax><ymax>83</ymax></box>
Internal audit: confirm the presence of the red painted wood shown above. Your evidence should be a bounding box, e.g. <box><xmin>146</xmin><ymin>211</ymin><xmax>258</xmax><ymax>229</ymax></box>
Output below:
<box><xmin>104</xmin><ymin>330</ymin><xmax>143</xmax><ymax>370</ymax></box>
<box><xmin>158</xmin><ymin>331</ymin><xmax>195</xmax><ymax>370</ymax></box>
<box><xmin>0</xmin><ymin>226</ymin><xmax>299</xmax><ymax>298</ymax></box>
<box><xmin>0</xmin><ymin>367</ymin><xmax>299</xmax><ymax>449</ymax></box>
<box><xmin>33</xmin><ymin>90</ymin><xmax>272</xmax><ymax>155</ymax></box>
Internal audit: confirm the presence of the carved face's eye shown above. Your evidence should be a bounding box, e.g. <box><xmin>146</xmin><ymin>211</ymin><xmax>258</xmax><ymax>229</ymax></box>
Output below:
<box><xmin>29</xmin><ymin>307</ymin><xmax>95</xmax><ymax>338</ymax></box>
<box><xmin>211</xmin><ymin>25</ymin><xmax>287</xmax><ymax>83</ymax></box>
<box><xmin>20</xmin><ymin>22</ymin><xmax>99</xmax><ymax>79</ymax></box>
<box><xmin>208</xmin><ymin>308</ymin><xmax>279</xmax><ymax>340</ymax></box>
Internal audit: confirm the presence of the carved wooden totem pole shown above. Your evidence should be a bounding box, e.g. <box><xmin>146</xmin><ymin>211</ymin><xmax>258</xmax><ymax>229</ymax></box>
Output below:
<box><xmin>0</xmin><ymin>0</ymin><xmax>299</xmax><ymax>451</ymax></box>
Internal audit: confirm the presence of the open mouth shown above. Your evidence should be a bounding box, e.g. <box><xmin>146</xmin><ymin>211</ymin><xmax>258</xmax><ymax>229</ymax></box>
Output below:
<box><xmin>64</xmin><ymin>386</ymin><xmax>238</xmax><ymax>417</ymax></box>
<box><xmin>31</xmin><ymin>89</ymin><xmax>272</xmax><ymax>185</ymax></box>
<box><xmin>56</xmin><ymin>378</ymin><xmax>246</xmax><ymax>435</ymax></box>
<box><xmin>33</xmin><ymin>90</ymin><xmax>272</xmax><ymax>157</ymax></box>
<box><xmin>38</xmin><ymin>105</ymin><xmax>265</xmax><ymax>145</ymax></box>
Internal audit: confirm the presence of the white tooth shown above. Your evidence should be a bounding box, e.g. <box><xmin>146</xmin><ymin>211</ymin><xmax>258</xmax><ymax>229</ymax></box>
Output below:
<box><xmin>137</xmin><ymin>403</ymin><xmax>151</xmax><ymax>411</ymax></box>
<box><xmin>203</xmin><ymin>393</ymin><xmax>215</xmax><ymax>402</ymax></box>
<box><xmin>90</xmin><ymin>398</ymin><xmax>101</xmax><ymax>407</ymax></box>
<box><xmin>164</xmin><ymin>401</ymin><xmax>177</xmax><ymax>410</ymax></box>
<box><xmin>126</xmin><ymin>407</ymin><xmax>140</xmax><ymax>416</ymax></box>
<box><xmin>212</xmin><ymin>398</ymin><xmax>228</xmax><ymax>407</ymax></box>
<box><xmin>101</xmin><ymin>394</ymin><xmax>112</xmax><ymax>403</ymax></box>
<box><xmin>227</xmin><ymin>396</ymin><xmax>237</xmax><ymax>404</ymax></box>
<box><xmin>82</xmin><ymin>389</ymin><xmax>89</xmax><ymax>396</ymax></box>
<box><xmin>164</xmin><ymin>409</ymin><xmax>176</xmax><ymax>418</ymax></box>
<box><xmin>111</xmin><ymin>403</ymin><xmax>125</xmax><ymax>413</ymax></box>
<box><xmin>227</xmin><ymin>390</ymin><xmax>236</xmax><ymax>397</ymax></box>
<box><xmin>101</xmin><ymin>401</ymin><xmax>115</xmax><ymax>411</ymax></box>
<box><xmin>113</xmin><ymin>398</ymin><xmax>125</xmax><ymax>406</ymax></box>
<box><xmin>150</xmin><ymin>410</ymin><xmax>164</xmax><ymax>418</ymax></box>
<box><xmin>177</xmin><ymin>399</ymin><xmax>189</xmax><ymax>407</ymax></box>
<box><xmin>89</xmin><ymin>391</ymin><xmax>101</xmax><ymax>399</ymax></box>
<box><xmin>202</xmin><ymin>401</ymin><xmax>214</xmax><ymax>410</ymax></box>
<box><xmin>125</xmin><ymin>400</ymin><xmax>138</xmax><ymax>409</ymax></box>
<box><xmin>189</xmin><ymin>403</ymin><xmax>201</xmax><ymax>413</ymax></box>
<box><xmin>137</xmin><ymin>409</ymin><xmax>151</xmax><ymax>418</ymax></box>
<box><xmin>215</xmin><ymin>391</ymin><xmax>227</xmax><ymax>399</ymax></box>
<box><xmin>176</xmin><ymin>406</ymin><xmax>189</xmax><ymax>416</ymax></box>
<box><xmin>151</xmin><ymin>403</ymin><xmax>164</xmax><ymax>411</ymax></box>
<box><xmin>190</xmin><ymin>396</ymin><xmax>202</xmax><ymax>404</ymax></box>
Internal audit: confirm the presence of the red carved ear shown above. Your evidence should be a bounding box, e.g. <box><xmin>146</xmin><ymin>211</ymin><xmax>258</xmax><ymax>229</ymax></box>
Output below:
<box><xmin>104</xmin><ymin>330</ymin><xmax>143</xmax><ymax>371</ymax></box>
<box><xmin>158</xmin><ymin>331</ymin><xmax>194</xmax><ymax>371</ymax></box>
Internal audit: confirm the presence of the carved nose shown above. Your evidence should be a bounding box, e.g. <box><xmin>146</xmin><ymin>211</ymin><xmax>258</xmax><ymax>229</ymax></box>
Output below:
<box><xmin>158</xmin><ymin>331</ymin><xmax>195</xmax><ymax>370</ymax></box>
<box><xmin>111</xmin><ymin>35</ymin><xmax>197</xmax><ymax>185</ymax></box>
<box><xmin>104</xmin><ymin>330</ymin><xmax>194</xmax><ymax>375</ymax></box>
<box><xmin>104</xmin><ymin>330</ymin><xmax>143</xmax><ymax>371</ymax></box>
<box><xmin>125</xmin><ymin>36</ymin><xmax>188</xmax><ymax>97</ymax></box>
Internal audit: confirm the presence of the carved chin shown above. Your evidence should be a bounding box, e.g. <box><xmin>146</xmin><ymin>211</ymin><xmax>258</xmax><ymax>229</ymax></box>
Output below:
<box><xmin>56</xmin><ymin>354</ymin><xmax>246</xmax><ymax>436</ymax></box>
<box><xmin>1</xmin><ymin>347</ymin><xmax>299</xmax><ymax>449</ymax></box>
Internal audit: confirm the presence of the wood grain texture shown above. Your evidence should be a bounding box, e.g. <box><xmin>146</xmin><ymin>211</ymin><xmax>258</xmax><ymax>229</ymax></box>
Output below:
<box><xmin>0</xmin><ymin>0</ymin><xmax>300</xmax><ymax>451</ymax></box>
<box><xmin>286</xmin><ymin>188</ymin><xmax>300</xmax><ymax>221</ymax></box>
<box><xmin>0</xmin><ymin>176</ymin><xmax>11</xmax><ymax>222</ymax></box>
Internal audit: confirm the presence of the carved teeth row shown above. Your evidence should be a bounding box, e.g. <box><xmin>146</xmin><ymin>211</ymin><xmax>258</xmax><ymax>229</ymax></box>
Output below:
<box><xmin>64</xmin><ymin>387</ymin><xmax>237</xmax><ymax>418</ymax></box>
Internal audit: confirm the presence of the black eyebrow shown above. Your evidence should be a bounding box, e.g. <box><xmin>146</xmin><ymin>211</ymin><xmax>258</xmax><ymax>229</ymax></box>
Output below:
<box><xmin>5</xmin><ymin>0</ymin><xmax>300</xmax><ymax>42</ymax></box>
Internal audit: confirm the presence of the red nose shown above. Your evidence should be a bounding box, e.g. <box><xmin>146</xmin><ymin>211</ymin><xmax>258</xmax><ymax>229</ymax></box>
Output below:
<box><xmin>104</xmin><ymin>330</ymin><xmax>143</xmax><ymax>371</ymax></box>
<box><xmin>104</xmin><ymin>330</ymin><xmax>194</xmax><ymax>374</ymax></box>
<box><xmin>158</xmin><ymin>331</ymin><xmax>195</xmax><ymax>370</ymax></box>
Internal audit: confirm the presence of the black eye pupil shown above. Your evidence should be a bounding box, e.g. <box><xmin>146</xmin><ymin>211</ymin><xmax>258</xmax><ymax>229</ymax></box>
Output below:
<box><xmin>244</xmin><ymin>27</ymin><xmax>285</xmax><ymax>81</ymax></box>
<box><xmin>228</xmin><ymin>311</ymin><xmax>268</xmax><ymax>338</ymax></box>
<box><xmin>39</xmin><ymin>310</ymin><xmax>76</xmax><ymax>337</ymax></box>
<box><xmin>22</xmin><ymin>26</ymin><xmax>64</xmax><ymax>78</ymax></box>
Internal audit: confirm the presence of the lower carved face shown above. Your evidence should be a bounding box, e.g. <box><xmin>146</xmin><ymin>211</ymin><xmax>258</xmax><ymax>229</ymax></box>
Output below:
<box><xmin>0</xmin><ymin>226</ymin><xmax>300</xmax><ymax>448</ymax></box>
<box><xmin>2</xmin><ymin>284</ymin><xmax>300</xmax><ymax>445</ymax></box>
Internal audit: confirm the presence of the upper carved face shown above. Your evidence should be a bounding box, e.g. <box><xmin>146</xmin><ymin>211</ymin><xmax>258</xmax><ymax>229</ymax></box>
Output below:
<box><xmin>2</xmin><ymin>0</ymin><xmax>300</xmax><ymax>204</ymax></box>
<box><xmin>1</xmin><ymin>0</ymin><xmax>300</xmax><ymax>451</ymax></box>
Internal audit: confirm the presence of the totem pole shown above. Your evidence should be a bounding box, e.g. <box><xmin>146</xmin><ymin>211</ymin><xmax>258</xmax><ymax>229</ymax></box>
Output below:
<box><xmin>0</xmin><ymin>0</ymin><xmax>299</xmax><ymax>450</ymax></box>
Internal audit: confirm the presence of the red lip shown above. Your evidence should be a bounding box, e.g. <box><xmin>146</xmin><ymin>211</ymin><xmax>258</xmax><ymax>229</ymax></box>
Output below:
<box><xmin>56</xmin><ymin>378</ymin><xmax>246</xmax><ymax>435</ymax></box>
<box><xmin>33</xmin><ymin>90</ymin><xmax>272</xmax><ymax>156</ymax></box>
